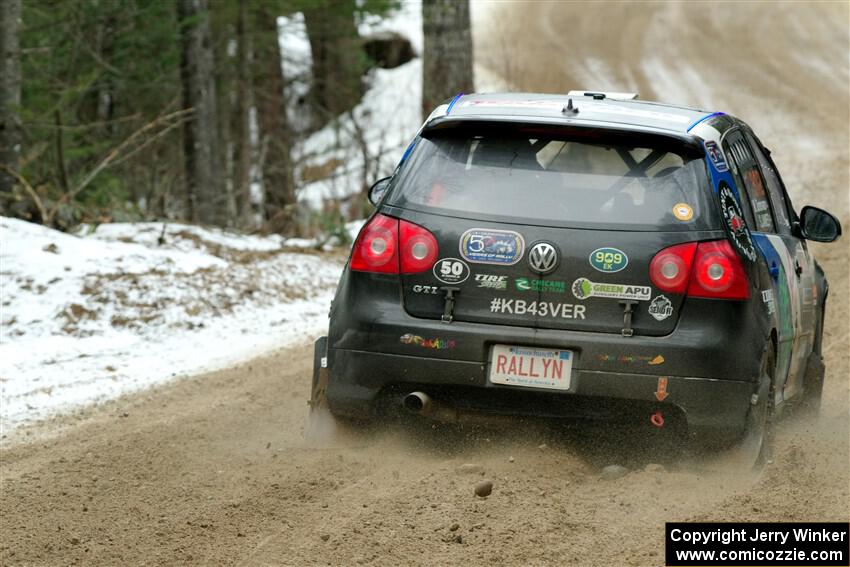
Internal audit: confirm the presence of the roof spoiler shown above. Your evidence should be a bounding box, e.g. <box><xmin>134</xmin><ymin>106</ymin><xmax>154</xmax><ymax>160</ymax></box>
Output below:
<box><xmin>568</xmin><ymin>90</ymin><xmax>639</xmax><ymax>100</ymax></box>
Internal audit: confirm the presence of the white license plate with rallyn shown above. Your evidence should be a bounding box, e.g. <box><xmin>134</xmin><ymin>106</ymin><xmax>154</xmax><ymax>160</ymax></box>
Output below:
<box><xmin>489</xmin><ymin>345</ymin><xmax>573</xmax><ymax>391</ymax></box>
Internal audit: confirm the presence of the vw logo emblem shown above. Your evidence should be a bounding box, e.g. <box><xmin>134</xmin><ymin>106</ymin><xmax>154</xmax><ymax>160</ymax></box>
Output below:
<box><xmin>528</xmin><ymin>242</ymin><xmax>559</xmax><ymax>275</ymax></box>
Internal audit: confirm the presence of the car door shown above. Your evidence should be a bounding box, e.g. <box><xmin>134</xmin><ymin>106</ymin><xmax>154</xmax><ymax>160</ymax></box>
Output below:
<box><xmin>722</xmin><ymin>128</ymin><xmax>807</xmax><ymax>401</ymax></box>
<box><xmin>745</xmin><ymin>129</ymin><xmax>817</xmax><ymax>399</ymax></box>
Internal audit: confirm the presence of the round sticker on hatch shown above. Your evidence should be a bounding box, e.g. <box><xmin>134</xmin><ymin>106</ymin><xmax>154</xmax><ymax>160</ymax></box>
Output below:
<box><xmin>432</xmin><ymin>257</ymin><xmax>470</xmax><ymax>284</ymax></box>
<box><xmin>673</xmin><ymin>202</ymin><xmax>693</xmax><ymax>221</ymax></box>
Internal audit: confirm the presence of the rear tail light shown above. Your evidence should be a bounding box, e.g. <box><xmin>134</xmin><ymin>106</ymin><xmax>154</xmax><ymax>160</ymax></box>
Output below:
<box><xmin>399</xmin><ymin>220</ymin><xmax>438</xmax><ymax>273</ymax></box>
<box><xmin>650</xmin><ymin>239</ymin><xmax>750</xmax><ymax>300</ymax></box>
<box><xmin>350</xmin><ymin>214</ymin><xmax>398</xmax><ymax>273</ymax></box>
<box><xmin>687</xmin><ymin>240</ymin><xmax>750</xmax><ymax>299</ymax></box>
<box><xmin>350</xmin><ymin>214</ymin><xmax>439</xmax><ymax>274</ymax></box>
<box><xmin>649</xmin><ymin>242</ymin><xmax>697</xmax><ymax>294</ymax></box>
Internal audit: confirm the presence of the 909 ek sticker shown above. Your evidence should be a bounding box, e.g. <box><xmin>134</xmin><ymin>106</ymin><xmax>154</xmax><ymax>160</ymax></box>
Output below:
<box><xmin>589</xmin><ymin>247</ymin><xmax>628</xmax><ymax>273</ymax></box>
<box><xmin>459</xmin><ymin>228</ymin><xmax>525</xmax><ymax>265</ymax></box>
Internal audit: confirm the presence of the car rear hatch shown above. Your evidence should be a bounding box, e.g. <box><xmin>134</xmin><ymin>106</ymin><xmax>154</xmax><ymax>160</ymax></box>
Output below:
<box><xmin>386</xmin><ymin>121</ymin><xmax>721</xmax><ymax>336</ymax></box>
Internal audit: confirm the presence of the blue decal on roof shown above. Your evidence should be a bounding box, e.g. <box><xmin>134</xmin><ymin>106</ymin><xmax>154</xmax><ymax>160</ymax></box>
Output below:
<box><xmin>446</xmin><ymin>93</ymin><xmax>464</xmax><ymax>115</ymax></box>
<box><xmin>687</xmin><ymin>111</ymin><xmax>725</xmax><ymax>132</ymax></box>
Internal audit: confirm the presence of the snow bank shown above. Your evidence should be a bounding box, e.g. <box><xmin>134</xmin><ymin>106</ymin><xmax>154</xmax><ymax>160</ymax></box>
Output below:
<box><xmin>0</xmin><ymin>218</ymin><xmax>345</xmax><ymax>432</ymax></box>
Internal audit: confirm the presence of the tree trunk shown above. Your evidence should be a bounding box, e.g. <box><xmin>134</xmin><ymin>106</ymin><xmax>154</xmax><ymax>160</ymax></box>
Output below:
<box><xmin>177</xmin><ymin>0</ymin><xmax>225</xmax><ymax>226</ymax></box>
<box><xmin>302</xmin><ymin>0</ymin><xmax>364</xmax><ymax>128</ymax></box>
<box><xmin>421</xmin><ymin>0</ymin><xmax>474</xmax><ymax>121</ymax></box>
<box><xmin>254</xmin><ymin>8</ymin><xmax>296</xmax><ymax>234</ymax></box>
<box><xmin>232</xmin><ymin>0</ymin><xmax>254</xmax><ymax>227</ymax></box>
<box><xmin>0</xmin><ymin>0</ymin><xmax>22</xmax><ymax>210</ymax></box>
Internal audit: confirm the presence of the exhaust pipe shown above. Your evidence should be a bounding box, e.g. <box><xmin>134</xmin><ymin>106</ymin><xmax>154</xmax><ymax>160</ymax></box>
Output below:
<box><xmin>403</xmin><ymin>391</ymin><xmax>434</xmax><ymax>416</ymax></box>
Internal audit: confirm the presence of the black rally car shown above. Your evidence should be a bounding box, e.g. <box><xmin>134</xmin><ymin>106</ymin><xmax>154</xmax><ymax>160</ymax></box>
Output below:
<box><xmin>311</xmin><ymin>91</ymin><xmax>841</xmax><ymax>457</ymax></box>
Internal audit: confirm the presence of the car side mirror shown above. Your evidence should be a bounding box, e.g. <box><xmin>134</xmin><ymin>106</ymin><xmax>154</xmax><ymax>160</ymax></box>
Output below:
<box><xmin>367</xmin><ymin>177</ymin><xmax>392</xmax><ymax>206</ymax></box>
<box><xmin>798</xmin><ymin>205</ymin><xmax>842</xmax><ymax>242</ymax></box>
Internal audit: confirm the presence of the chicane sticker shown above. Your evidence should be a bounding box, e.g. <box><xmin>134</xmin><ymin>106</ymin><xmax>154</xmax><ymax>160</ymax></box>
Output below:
<box><xmin>515</xmin><ymin>278</ymin><xmax>566</xmax><ymax>293</ymax></box>
<box><xmin>489</xmin><ymin>297</ymin><xmax>586</xmax><ymax>319</ymax></box>
<box><xmin>459</xmin><ymin>228</ymin><xmax>525</xmax><ymax>265</ymax></box>
<box><xmin>704</xmin><ymin>140</ymin><xmax>728</xmax><ymax>172</ymax></box>
<box><xmin>589</xmin><ymin>247</ymin><xmax>628</xmax><ymax>273</ymax></box>
<box><xmin>433</xmin><ymin>257</ymin><xmax>470</xmax><ymax>284</ymax></box>
<box><xmin>571</xmin><ymin>278</ymin><xmax>651</xmax><ymax>301</ymax></box>
<box><xmin>672</xmin><ymin>202</ymin><xmax>694</xmax><ymax>221</ymax></box>
<box><xmin>719</xmin><ymin>183</ymin><xmax>757</xmax><ymax>262</ymax></box>
<box><xmin>475</xmin><ymin>274</ymin><xmax>508</xmax><ymax>290</ymax></box>
<box><xmin>648</xmin><ymin>295</ymin><xmax>673</xmax><ymax>321</ymax></box>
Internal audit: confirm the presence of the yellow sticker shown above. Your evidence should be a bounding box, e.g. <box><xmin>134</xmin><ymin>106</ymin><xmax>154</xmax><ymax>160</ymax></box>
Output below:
<box><xmin>673</xmin><ymin>203</ymin><xmax>693</xmax><ymax>221</ymax></box>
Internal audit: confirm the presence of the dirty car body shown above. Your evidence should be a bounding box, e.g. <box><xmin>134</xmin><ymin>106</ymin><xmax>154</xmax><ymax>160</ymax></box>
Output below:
<box><xmin>312</xmin><ymin>92</ymin><xmax>841</xmax><ymax>447</ymax></box>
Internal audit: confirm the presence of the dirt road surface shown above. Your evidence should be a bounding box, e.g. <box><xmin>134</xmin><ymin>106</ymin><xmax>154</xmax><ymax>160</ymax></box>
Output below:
<box><xmin>2</xmin><ymin>3</ymin><xmax>848</xmax><ymax>566</ymax></box>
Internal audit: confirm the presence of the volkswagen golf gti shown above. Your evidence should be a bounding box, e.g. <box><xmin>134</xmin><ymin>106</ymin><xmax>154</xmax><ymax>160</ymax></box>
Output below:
<box><xmin>311</xmin><ymin>91</ymin><xmax>841</xmax><ymax>463</ymax></box>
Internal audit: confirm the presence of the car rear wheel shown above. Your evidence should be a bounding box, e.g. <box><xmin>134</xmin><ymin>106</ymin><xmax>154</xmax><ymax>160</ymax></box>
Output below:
<box><xmin>801</xmin><ymin>302</ymin><xmax>826</xmax><ymax>415</ymax></box>
<box><xmin>720</xmin><ymin>343</ymin><xmax>776</xmax><ymax>470</ymax></box>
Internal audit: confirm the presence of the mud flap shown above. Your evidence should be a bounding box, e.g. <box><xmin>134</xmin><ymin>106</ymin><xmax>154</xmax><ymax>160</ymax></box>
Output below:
<box><xmin>310</xmin><ymin>336</ymin><xmax>330</xmax><ymax>411</ymax></box>
<box><xmin>801</xmin><ymin>352</ymin><xmax>825</xmax><ymax>414</ymax></box>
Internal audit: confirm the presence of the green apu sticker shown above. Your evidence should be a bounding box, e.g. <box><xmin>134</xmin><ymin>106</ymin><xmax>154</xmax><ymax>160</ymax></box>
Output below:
<box><xmin>589</xmin><ymin>247</ymin><xmax>628</xmax><ymax>273</ymax></box>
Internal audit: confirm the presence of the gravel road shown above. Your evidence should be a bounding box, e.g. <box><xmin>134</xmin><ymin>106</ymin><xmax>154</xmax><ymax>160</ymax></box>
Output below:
<box><xmin>2</xmin><ymin>3</ymin><xmax>848</xmax><ymax>566</ymax></box>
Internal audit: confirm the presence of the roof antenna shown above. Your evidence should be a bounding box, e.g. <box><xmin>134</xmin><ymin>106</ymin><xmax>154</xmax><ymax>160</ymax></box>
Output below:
<box><xmin>562</xmin><ymin>98</ymin><xmax>579</xmax><ymax>115</ymax></box>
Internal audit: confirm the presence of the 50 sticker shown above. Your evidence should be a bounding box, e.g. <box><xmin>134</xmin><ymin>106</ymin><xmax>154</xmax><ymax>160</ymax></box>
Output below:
<box><xmin>589</xmin><ymin>247</ymin><xmax>628</xmax><ymax>273</ymax></box>
<box><xmin>433</xmin><ymin>258</ymin><xmax>470</xmax><ymax>284</ymax></box>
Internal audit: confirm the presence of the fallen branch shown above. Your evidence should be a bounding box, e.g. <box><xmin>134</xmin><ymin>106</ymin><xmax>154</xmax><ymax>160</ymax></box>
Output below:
<box><xmin>0</xmin><ymin>166</ymin><xmax>47</xmax><ymax>222</ymax></box>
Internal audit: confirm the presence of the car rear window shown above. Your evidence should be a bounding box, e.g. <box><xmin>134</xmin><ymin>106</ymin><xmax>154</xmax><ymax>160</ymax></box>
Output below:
<box><xmin>387</xmin><ymin>123</ymin><xmax>719</xmax><ymax>231</ymax></box>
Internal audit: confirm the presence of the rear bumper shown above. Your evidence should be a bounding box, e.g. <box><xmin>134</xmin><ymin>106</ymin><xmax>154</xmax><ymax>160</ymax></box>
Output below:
<box><xmin>324</xmin><ymin>344</ymin><xmax>757</xmax><ymax>441</ymax></box>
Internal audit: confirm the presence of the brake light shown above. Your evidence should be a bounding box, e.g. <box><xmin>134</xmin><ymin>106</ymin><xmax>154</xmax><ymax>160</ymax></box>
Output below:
<box><xmin>350</xmin><ymin>214</ymin><xmax>439</xmax><ymax>274</ymax></box>
<box><xmin>687</xmin><ymin>240</ymin><xmax>750</xmax><ymax>299</ymax></box>
<box><xmin>350</xmin><ymin>214</ymin><xmax>399</xmax><ymax>273</ymax></box>
<box><xmin>649</xmin><ymin>242</ymin><xmax>697</xmax><ymax>294</ymax></box>
<box><xmin>649</xmin><ymin>240</ymin><xmax>750</xmax><ymax>300</ymax></box>
<box><xmin>399</xmin><ymin>220</ymin><xmax>438</xmax><ymax>273</ymax></box>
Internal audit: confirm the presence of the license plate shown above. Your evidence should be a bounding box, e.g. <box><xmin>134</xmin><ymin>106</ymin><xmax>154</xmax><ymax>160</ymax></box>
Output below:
<box><xmin>489</xmin><ymin>345</ymin><xmax>573</xmax><ymax>390</ymax></box>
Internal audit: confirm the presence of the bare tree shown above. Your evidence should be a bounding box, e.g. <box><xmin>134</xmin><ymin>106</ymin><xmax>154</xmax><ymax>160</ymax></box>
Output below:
<box><xmin>421</xmin><ymin>0</ymin><xmax>474</xmax><ymax>120</ymax></box>
<box><xmin>255</xmin><ymin>8</ymin><xmax>296</xmax><ymax>234</ymax></box>
<box><xmin>177</xmin><ymin>0</ymin><xmax>225</xmax><ymax>226</ymax></box>
<box><xmin>232</xmin><ymin>0</ymin><xmax>254</xmax><ymax>226</ymax></box>
<box><xmin>303</xmin><ymin>0</ymin><xmax>364</xmax><ymax>128</ymax></box>
<box><xmin>0</xmin><ymin>0</ymin><xmax>22</xmax><ymax>211</ymax></box>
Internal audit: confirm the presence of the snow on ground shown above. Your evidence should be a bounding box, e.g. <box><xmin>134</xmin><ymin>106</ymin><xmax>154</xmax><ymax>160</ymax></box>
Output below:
<box><xmin>0</xmin><ymin>217</ymin><xmax>345</xmax><ymax>432</ymax></box>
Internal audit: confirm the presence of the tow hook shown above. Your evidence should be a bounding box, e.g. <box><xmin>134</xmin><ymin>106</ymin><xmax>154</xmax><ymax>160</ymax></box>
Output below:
<box><xmin>440</xmin><ymin>287</ymin><xmax>460</xmax><ymax>323</ymax></box>
<box><xmin>650</xmin><ymin>411</ymin><xmax>665</xmax><ymax>428</ymax></box>
<box><xmin>619</xmin><ymin>300</ymin><xmax>638</xmax><ymax>337</ymax></box>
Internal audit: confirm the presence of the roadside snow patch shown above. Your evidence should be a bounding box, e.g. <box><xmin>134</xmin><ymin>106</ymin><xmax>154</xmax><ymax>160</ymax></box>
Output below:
<box><xmin>0</xmin><ymin>218</ymin><xmax>344</xmax><ymax>432</ymax></box>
